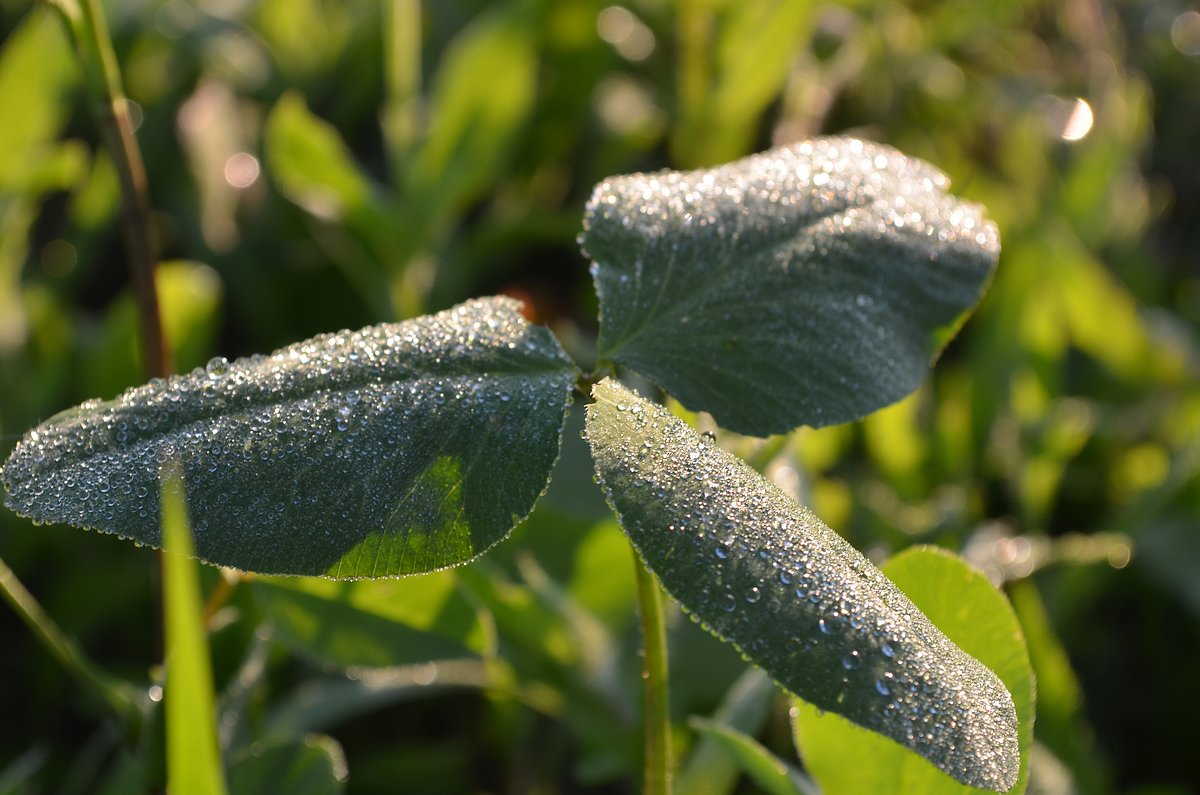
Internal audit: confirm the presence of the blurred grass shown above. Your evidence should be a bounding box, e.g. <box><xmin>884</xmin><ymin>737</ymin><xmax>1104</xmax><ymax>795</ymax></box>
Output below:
<box><xmin>0</xmin><ymin>0</ymin><xmax>1197</xmax><ymax>793</ymax></box>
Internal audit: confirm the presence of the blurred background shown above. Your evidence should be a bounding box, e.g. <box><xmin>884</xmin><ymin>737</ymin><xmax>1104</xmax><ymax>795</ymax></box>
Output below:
<box><xmin>0</xmin><ymin>0</ymin><xmax>1197</xmax><ymax>793</ymax></box>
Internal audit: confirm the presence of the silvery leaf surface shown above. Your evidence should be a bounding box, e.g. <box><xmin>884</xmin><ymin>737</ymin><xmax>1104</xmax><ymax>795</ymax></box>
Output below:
<box><xmin>581</xmin><ymin>137</ymin><xmax>999</xmax><ymax>436</ymax></box>
<box><xmin>585</xmin><ymin>379</ymin><xmax>1018</xmax><ymax>791</ymax></box>
<box><xmin>2</xmin><ymin>297</ymin><xmax>578</xmax><ymax>578</ymax></box>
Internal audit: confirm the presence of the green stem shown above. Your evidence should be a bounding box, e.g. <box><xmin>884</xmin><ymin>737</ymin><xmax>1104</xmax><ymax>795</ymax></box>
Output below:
<box><xmin>633</xmin><ymin>549</ymin><xmax>672</xmax><ymax>795</ymax></box>
<box><xmin>49</xmin><ymin>0</ymin><xmax>169</xmax><ymax>379</ymax></box>
<box><xmin>0</xmin><ymin>555</ymin><xmax>140</xmax><ymax>731</ymax></box>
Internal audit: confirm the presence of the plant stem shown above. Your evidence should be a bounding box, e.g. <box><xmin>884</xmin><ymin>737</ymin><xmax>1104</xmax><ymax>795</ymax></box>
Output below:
<box><xmin>633</xmin><ymin>549</ymin><xmax>672</xmax><ymax>795</ymax></box>
<box><xmin>53</xmin><ymin>0</ymin><xmax>169</xmax><ymax>379</ymax></box>
<box><xmin>0</xmin><ymin>554</ymin><xmax>140</xmax><ymax>730</ymax></box>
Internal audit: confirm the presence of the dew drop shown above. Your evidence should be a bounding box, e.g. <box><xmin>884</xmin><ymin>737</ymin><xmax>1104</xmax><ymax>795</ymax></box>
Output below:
<box><xmin>818</xmin><ymin>618</ymin><xmax>832</xmax><ymax>635</ymax></box>
<box><xmin>881</xmin><ymin>641</ymin><xmax>895</xmax><ymax>658</ymax></box>
<box><xmin>745</xmin><ymin>586</ymin><xmax>762</xmax><ymax>604</ymax></box>
<box><xmin>714</xmin><ymin>542</ymin><xmax>730</xmax><ymax>559</ymax></box>
<box><xmin>205</xmin><ymin>356</ymin><xmax>229</xmax><ymax>379</ymax></box>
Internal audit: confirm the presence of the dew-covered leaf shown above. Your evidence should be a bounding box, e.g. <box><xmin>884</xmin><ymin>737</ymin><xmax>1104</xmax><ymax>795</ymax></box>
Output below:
<box><xmin>1</xmin><ymin>297</ymin><xmax>578</xmax><ymax>577</ymax></box>
<box><xmin>792</xmin><ymin>546</ymin><xmax>1035</xmax><ymax>795</ymax></box>
<box><xmin>585</xmin><ymin>379</ymin><xmax>1018</xmax><ymax>791</ymax></box>
<box><xmin>581</xmin><ymin>137</ymin><xmax>999</xmax><ymax>436</ymax></box>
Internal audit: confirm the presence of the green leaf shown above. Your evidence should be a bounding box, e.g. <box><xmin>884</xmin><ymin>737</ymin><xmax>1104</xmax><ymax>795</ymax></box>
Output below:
<box><xmin>265</xmin><ymin>91</ymin><xmax>373</xmax><ymax>221</ymax></box>
<box><xmin>676</xmin><ymin>668</ymin><xmax>776</xmax><ymax>795</ymax></box>
<box><xmin>792</xmin><ymin>546</ymin><xmax>1035</xmax><ymax>795</ymax></box>
<box><xmin>163</xmin><ymin>474</ymin><xmax>229</xmax><ymax>795</ymax></box>
<box><xmin>228</xmin><ymin>735</ymin><xmax>346</xmax><ymax>795</ymax></box>
<box><xmin>585</xmin><ymin>380</ymin><xmax>1018</xmax><ymax>791</ymax></box>
<box><xmin>0</xmin><ymin>9</ymin><xmax>79</xmax><ymax>191</ymax></box>
<box><xmin>252</xmin><ymin>571</ymin><xmax>486</xmax><ymax>668</ymax></box>
<box><xmin>406</xmin><ymin>2</ymin><xmax>537</xmax><ymax>227</ymax></box>
<box><xmin>688</xmin><ymin>717</ymin><xmax>815</xmax><ymax>795</ymax></box>
<box><xmin>582</xmin><ymin>138</ymin><xmax>999</xmax><ymax>436</ymax></box>
<box><xmin>263</xmin><ymin>90</ymin><xmax>399</xmax><ymax>288</ymax></box>
<box><xmin>2</xmin><ymin>297</ymin><xmax>578</xmax><ymax>577</ymax></box>
<box><xmin>675</xmin><ymin>1</ymin><xmax>815</xmax><ymax>167</ymax></box>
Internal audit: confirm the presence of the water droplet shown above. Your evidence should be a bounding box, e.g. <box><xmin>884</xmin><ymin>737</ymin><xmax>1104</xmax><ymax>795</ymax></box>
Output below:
<box><xmin>842</xmin><ymin>650</ymin><xmax>860</xmax><ymax>670</ymax></box>
<box><xmin>720</xmin><ymin>592</ymin><xmax>737</xmax><ymax>612</ymax></box>
<box><xmin>714</xmin><ymin>542</ymin><xmax>730</xmax><ymax>559</ymax></box>
<box><xmin>745</xmin><ymin>586</ymin><xmax>762</xmax><ymax>604</ymax></box>
<box><xmin>881</xmin><ymin>641</ymin><xmax>895</xmax><ymax>658</ymax></box>
<box><xmin>701</xmin><ymin>431</ymin><xmax>716</xmax><ymax>445</ymax></box>
<box><xmin>875</xmin><ymin>673</ymin><xmax>893</xmax><ymax>696</ymax></box>
<box><xmin>205</xmin><ymin>356</ymin><xmax>229</xmax><ymax>379</ymax></box>
<box><xmin>818</xmin><ymin>618</ymin><xmax>832</xmax><ymax>635</ymax></box>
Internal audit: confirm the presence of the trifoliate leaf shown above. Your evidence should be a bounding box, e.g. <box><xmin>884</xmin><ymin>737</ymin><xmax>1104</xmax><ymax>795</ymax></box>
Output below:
<box><xmin>2</xmin><ymin>297</ymin><xmax>577</xmax><ymax>577</ymax></box>
<box><xmin>585</xmin><ymin>379</ymin><xmax>1018</xmax><ymax>791</ymax></box>
<box><xmin>582</xmin><ymin>137</ymin><xmax>998</xmax><ymax>435</ymax></box>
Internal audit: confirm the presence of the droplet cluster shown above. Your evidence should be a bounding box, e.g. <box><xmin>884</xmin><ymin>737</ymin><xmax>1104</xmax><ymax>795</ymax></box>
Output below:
<box><xmin>581</xmin><ymin>137</ymin><xmax>1000</xmax><ymax>435</ymax></box>
<box><xmin>587</xmin><ymin>379</ymin><xmax>1018</xmax><ymax>792</ymax></box>
<box><xmin>1</xmin><ymin>297</ymin><xmax>577</xmax><ymax>578</ymax></box>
